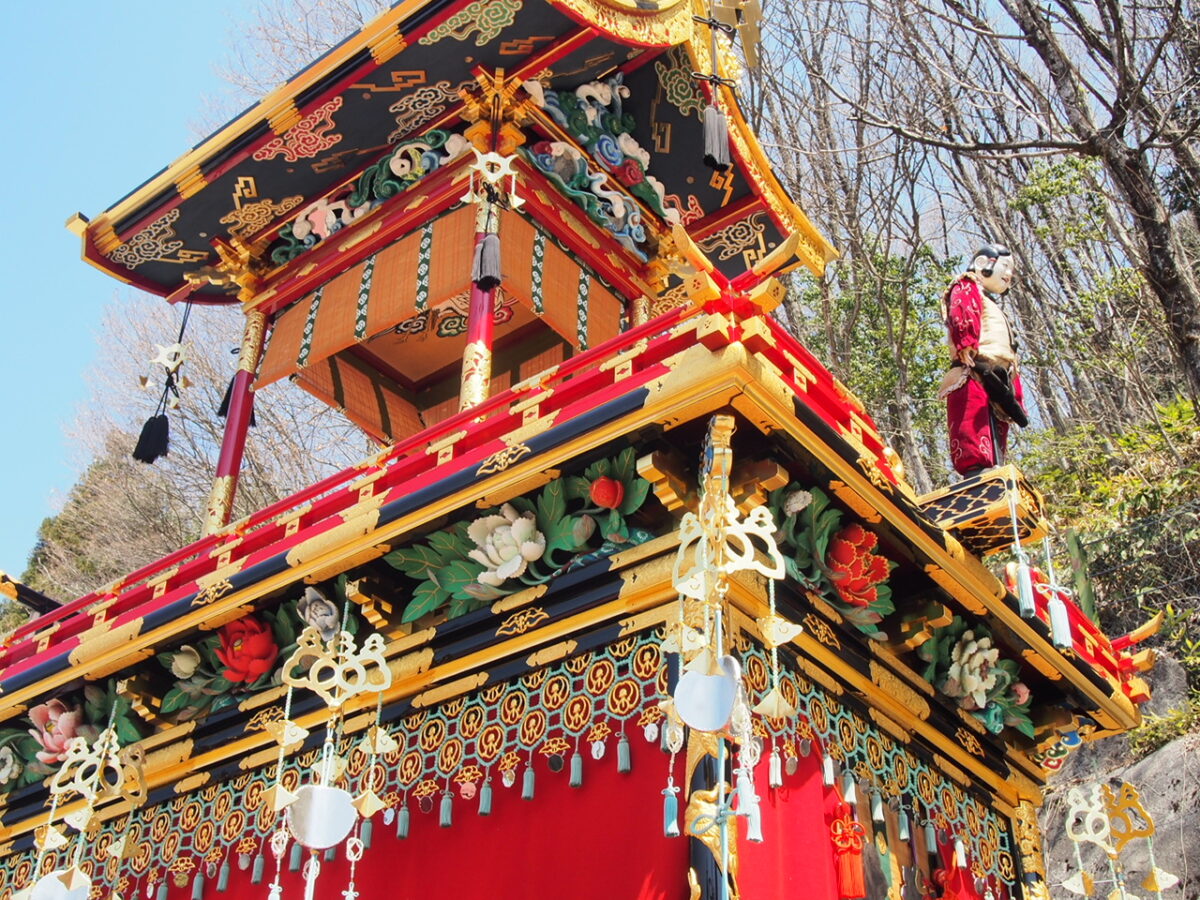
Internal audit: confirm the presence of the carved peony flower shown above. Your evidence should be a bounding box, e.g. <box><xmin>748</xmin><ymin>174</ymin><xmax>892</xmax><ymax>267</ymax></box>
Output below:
<box><xmin>468</xmin><ymin>503</ymin><xmax>547</xmax><ymax>587</ymax></box>
<box><xmin>28</xmin><ymin>699</ymin><xmax>85</xmax><ymax>765</ymax></box>
<box><xmin>944</xmin><ymin>630</ymin><xmax>1001</xmax><ymax>709</ymax></box>
<box><xmin>215</xmin><ymin>616</ymin><xmax>279</xmax><ymax>684</ymax></box>
<box><xmin>827</xmin><ymin>523</ymin><xmax>891</xmax><ymax>608</ymax></box>
<box><xmin>170</xmin><ymin>645</ymin><xmax>202</xmax><ymax>679</ymax></box>
<box><xmin>298</xmin><ymin>587</ymin><xmax>341</xmax><ymax>643</ymax></box>
<box><xmin>0</xmin><ymin>746</ymin><xmax>20</xmax><ymax>784</ymax></box>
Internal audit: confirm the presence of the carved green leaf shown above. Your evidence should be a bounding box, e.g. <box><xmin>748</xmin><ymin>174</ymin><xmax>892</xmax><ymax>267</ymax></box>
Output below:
<box><xmin>619</xmin><ymin>478</ymin><xmax>649</xmax><ymax>517</ymax></box>
<box><xmin>385</xmin><ymin>543</ymin><xmax>446</xmax><ymax>580</ymax></box>
<box><xmin>536</xmin><ymin>478</ymin><xmax>567</xmax><ymax>536</ymax></box>
<box><xmin>444</xmin><ymin>559</ymin><xmax>489</xmax><ymax>601</ymax></box>
<box><xmin>160</xmin><ymin>688</ymin><xmax>191</xmax><ymax>715</ymax></box>
<box><xmin>403</xmin><ymin>580</ymin><xmax>449</xmax><ymax>623</ymax></box>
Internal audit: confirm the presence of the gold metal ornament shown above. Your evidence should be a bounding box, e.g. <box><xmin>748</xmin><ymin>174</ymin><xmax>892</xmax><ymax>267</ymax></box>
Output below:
<box><xmin>282</xmin><ymin>627</ymin><xmax>393</xmax><ymax>708</ymax></box>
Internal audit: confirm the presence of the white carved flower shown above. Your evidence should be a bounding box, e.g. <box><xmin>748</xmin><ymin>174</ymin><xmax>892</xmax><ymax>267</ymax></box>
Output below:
<box><xmin>944</xmin><ymin>630</ymin><xmax>1000</xmax><ymax>709</ymax></box>
<box><xmin>0</xmin><ymin>746</ymin><xmax>19</xmax><ymax>784</ymax></box>
<box><xmin>783</xmin><ymin>490</ymin><xmax>813</xmax><ymax>517</ymax></box>
<box><xmin>467</xmin><ymin>503</ymin><xmax>547</xmax><ymax>587</ymax></box>
<box><xmin>170</xmin><ymin>645</ymin><xmax>202</xmax><ymax>679</ymax></box>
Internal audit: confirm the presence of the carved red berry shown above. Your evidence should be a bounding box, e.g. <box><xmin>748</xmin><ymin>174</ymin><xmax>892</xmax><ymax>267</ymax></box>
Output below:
<box><xmin>589</xmin><ymin>476</ymin><xmax>625</xmax><ymax>509</ymax></box>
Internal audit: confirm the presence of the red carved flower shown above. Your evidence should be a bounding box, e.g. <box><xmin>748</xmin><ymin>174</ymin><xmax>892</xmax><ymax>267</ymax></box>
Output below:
<box><xmin>616</xmin><ymin>159</ymin><xmax>645</xmax><ymax>186</ymax></box>
<box><xmin>215</xmin><ymin>616</ymin><xmax>279</xmax><ymax>683</ymax></box>
<box><xmin>827</xmin><ymin>523</ymin><xmax>891</xmax><ymax>608</ymax></box>
<box><xmin>589</xmin><ymin>476</ymin><xmax>625</xmax><ymax>509</ymax></box>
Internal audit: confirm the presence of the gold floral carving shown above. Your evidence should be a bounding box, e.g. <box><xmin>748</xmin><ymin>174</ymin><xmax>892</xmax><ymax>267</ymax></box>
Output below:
<box><xmin>191</xmin><ymin>576</ymin><xmax>233</xmax><ymax>607</ymax></box>
<box><xmin>476</xmin><ymin>442</ymin><xmax>533</xmax><ymax>476</ymax></box>
<box><xmin>1013</xmin><ymin>800</ymin><xmax>1047</xmax><ymax>878</ymax></box>
<box><xmin>954</xmin><ymin>727</ymin><xmax>985</xmax><ymax>757</ymax></box>
<box><xmin>496</xmin><ymin>606</ymin><xmax>550</xmax><ymax>637</ymax></box>
<box><xmin>238</xmin><ymin>310</ymin><xmax>268</xmax><ymax>374</ymax></box>
<box><xmin>803</xmin><ymin>613</ymin><xmax>841</xmax><ymax>649</ymax></box>
<box><xmin>869</xmin><ymin>660</ymin><xmax>930</xmax><ymax>720</ymax></box>
<box><xmin>459</xmin><ymin>339</ymin><xmax>493</xmax><ymax>412</ymax></box>
<box><xmin>1102</xmin><ymin>782</ymin><xmax>1156</xmax><ymax>853</ymax></box>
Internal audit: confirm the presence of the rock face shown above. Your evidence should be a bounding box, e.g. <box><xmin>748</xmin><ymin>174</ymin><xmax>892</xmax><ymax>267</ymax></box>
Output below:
<box><xmin>1039</xmin><ymin>655</ymin><xmax>1198</xmax><ymax>899</ymax></box>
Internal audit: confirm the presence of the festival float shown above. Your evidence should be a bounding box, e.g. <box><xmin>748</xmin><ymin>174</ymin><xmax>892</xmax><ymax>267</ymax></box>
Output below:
<box><xmin>0</xmin><ymin>1</ymin><xmax>1161</xmax><ymax>898</ymax></box>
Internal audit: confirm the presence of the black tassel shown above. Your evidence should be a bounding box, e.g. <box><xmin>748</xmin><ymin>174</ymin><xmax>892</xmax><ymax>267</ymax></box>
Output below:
<box><xmin>472</xmin><ymin>233</ymin><xmax>502</xmax><ymax>291</ymax></box>
<box><xmin>132</xmin><ymin>414</ymin><xmax>170</xmax><ymax>464</ymax></box>
<box><xmin>217</xmin><ymin>374</ymin><xmax>256</xmax><ymax>426</ymax></box>
<box><xmin>703</xmin><ymin>104</ymin><xmax>731</xmax><ymax>171</ymax></box>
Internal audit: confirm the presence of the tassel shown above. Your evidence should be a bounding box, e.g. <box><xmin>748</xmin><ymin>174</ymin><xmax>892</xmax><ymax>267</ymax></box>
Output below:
<box><xmin>397</xmin><ymin>803</ymin><xmax>410</xmax><ymax>839</ymax></box>
<box><xmin>289</xmin><ymin>842</ymin><xmax>303</xmax><ymax>872</ymax></box>
<box><xmin>156</xmin><ymin>882</ymin><xmax>169</xmax><ymax>900</ymax></box>
<box><xmin>361</xmin><ymin>818</ymin><xmax>373</xmax><ymax>849</ymax></box>
<box><xmin>663</xmin><ymin>784</ymin><xmax>680</xmax><ymax>837</ymax></box>
<box><xmin>1048</xmin><ymin>594</ymin><xmax>1073</xmax><ymax>648</ymax></box>
<box><xmin>471</xmin><ymin>233</ymin><xmax>502</xmax><ymax>290</ymax></box>
<box><xmin>217</xmin><ymin>374</ymin><xmax>256</xmax><ymax>426</ymax></box>
<box><xmin>569</xmin><ymin>752</ymin><xmax>583</xmax><ymax>788</ymax></box>
<box><xmin>897</xmin><ymin>810</ymin><xmax>910</xmax><ymax>842</ymax></box>
<box><xmin>822</xmin><ymin>755</ymin><xmax>836</xmax><ymax>787</ymax></box>
<box><xmin>521</xmin><ymin>763</ymin><xmax>536</xmax><ymax>800</ymax></box>
<box><xmin>925</xmin><ymin>823</ymin><xmax>939</xmax><ymax>858</ymax></box>
<box><xmin>479</xmin><ymin>779</ymin><xmax>493</xmax><ymax>816</ymax></box>
<box><xmin>439</xmin><ymin>790</ymin><xmax>453</xmax><ymax>828</ymax></box>
<box><xmin>251</xmin><ymin>854</ymin><xmax>265</xmax><ymax>884</ymax></box>
<box><xmin>736</xmin><ymin>768</ymin><xmax>755</xmax><ymax>808</ymax></box>
<box><xmin>191</xmin><ymin>873</ymin><xmax>205</xmax><ymax>900</ymax></box>
<box><xmin>1016</xmin><ymin>562</ymin><xmax>1036</xmax><ymax>617</ymax></box>
<box><xmin>954</xmin><ymin>836</ymin><xmax>967</xmax><ymax>868</ymax></box>
<box><xmin>745</xmin><ymin>797</ymin><xmax>764</xmax><ymax>843</ymax></box>
<box><xmin>871</xmin><ymin>791</ymin><xmax>885</xmax><ymax>825</ymax></box>
<box><xmin>324</xmin><ymin>846</ymin><xmax>336</xmax><ymax>861</ymax></box>
<box><xmin>217</xmin><ymin>860</ymin><xmax>230</xmax><ymax>892</ymax></box>
<box><xmin>841</xmin><ymin>772</ymin><xmax>857</xmax><ymax>805</ymax></box>
<box><xmin>617</xmin><ymin>733</ymin><xmax>631</xmax><ymax>773</ymax></box>
<box><xmin>132</xmin><ymin>414</ymin><xmax>170</xmax><ymax>463</ymax></box>
<box><xmin>768</xmin><ymin>749</ymin><xmax>783</xmax><ymax>788</ymax></box>
<box><xmin>703</xmin><ymin>105</ymin><xmax>731</xmax><ymax>171</ymax></box>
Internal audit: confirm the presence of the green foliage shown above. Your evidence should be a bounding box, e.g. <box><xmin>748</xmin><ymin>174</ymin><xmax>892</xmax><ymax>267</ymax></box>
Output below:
<box><xmin>1128</xmin><ymin>695</ymin><xmax>1200</xmax><ymax>756</ymax></box>
<box><xmin>386</xmin><ymin>447</ymin><xmax>653</xmax><ymax>624</ymax></box>
<box><xmin>1009</xmin><ymin>158</ymin><xmax>1108</xmax><ymax>248</ymax></box>
<box><xmin>768</xmin><ymin>485</ymin><xmax>896</xmax><ymax>640</ymax></box>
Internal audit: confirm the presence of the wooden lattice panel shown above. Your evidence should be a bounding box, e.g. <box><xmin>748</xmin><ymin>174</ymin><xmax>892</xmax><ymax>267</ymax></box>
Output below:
<box><xmin>917</xmin><ymin>465</ymin><xmax>1048</xmax><ymax>556</ymax></box>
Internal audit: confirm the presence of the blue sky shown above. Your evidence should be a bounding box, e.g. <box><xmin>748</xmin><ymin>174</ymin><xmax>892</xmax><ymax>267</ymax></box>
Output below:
<box><xmin>0</xmin><ymin>1</ymin><xmax>254</xmax><ymax>575</ymax></box>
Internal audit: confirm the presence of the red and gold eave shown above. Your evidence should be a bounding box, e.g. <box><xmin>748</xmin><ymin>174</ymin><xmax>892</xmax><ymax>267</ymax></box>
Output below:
<box><xmin>73</xmin><ymin>0</ymin><xmax>836</xmax><ymax>305</ymax></box>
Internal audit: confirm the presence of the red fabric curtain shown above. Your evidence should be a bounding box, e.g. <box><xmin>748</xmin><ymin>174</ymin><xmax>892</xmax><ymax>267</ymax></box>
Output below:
<box><xmin>194</xmin><ymin>746</ymin><xmax>689</xmax><ymax>900</ymax></box>
<box><xmin>737</xmin><ymin>749</ymin><xmax>840</xmax><ymax>900</ymax></box>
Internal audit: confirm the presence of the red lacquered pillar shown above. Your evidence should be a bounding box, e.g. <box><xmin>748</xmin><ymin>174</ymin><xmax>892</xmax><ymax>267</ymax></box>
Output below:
<box><xmin>204</xmin><ymin>309</ymin><xmax>267</xmax><ymax>534</ymax></box>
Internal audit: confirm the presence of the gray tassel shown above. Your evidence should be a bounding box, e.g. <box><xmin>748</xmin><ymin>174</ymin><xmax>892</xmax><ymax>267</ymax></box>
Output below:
<box><xmin>1049</xmin><ymin>594</ymin><xmax>1073</xmax><ymax>648</ymax></box>
<box><xmin>1015</xmin><ymin>562</ymin><xmax>1036</xmax><ymax>617</ymax></box>
<box><xmin>440</xmin><ymin>791</ymin><xmax>453</xmax><ymax>828</ymax></box>
<box><xmin>288</xmin><ymin>842</ymin><xmax>302</xmax><ymax>872</ymax></box>
<box><xmin>522</xmin><ymin>763</ymin><xmax>535</xmax><ymax>800</ymax></box>
<box><xmin>324</xmin><ymin>846</ymin><xmax>336</xmax><ymax>862</ymax></box>
<box><xmin>480</xmin><ymin>779</ymin><xmax>493</xmax><ymax>816</ymax></box>
<box><xmin>617</xmin><ymin>733</ymin><xmax>631</xmax><ymax>773</ymax></box>
<box><xmin>570</xmin><ymin>752</ymin><xmax>583</xmax><ymax>788</ymax></box>
<box><xmin>217</xmin><ymin>860</ymin><xmax>230</xmax><ymax>892</ymax></box>
<box><xmin>664</xmin><ymin>787</ymin><xmax>680</xmax><ymax>837</ymax></box>
<box><xmin>703</xmin><ymin>105</ymin><xmax>731</xmax><ymax>171</ymax></box>
<box><xmin>191</xmin><ymin>872</ymin><xmax>205</xmax><ymax>900</ymax></box>
<box><xmin>898</xmin><ymin>810</ymin><xmax>911</xmax><ymax>842</ymax></box>
<box><xmin>251</xmin><ymin>854</ymin><xmax>265</xmax><ymax>884</ymax></box>
<box><xmin>361</xmin><ymin>818</ymin><xmax>373</xmax><ymax>849</ymax></box>
<box><xmin>397</xmin><ymin>803</ymin><xmax>410</xmax><ymax>839</ymax></box>
<box><xmin>472</xmin><ymin>233</ymin><xmax>502</xmax><ymax>290</ymax></box>
<box><xmin>156</xmin><ymin>882</ymin><xmax>169</xmax><ymax>900</ymax></box>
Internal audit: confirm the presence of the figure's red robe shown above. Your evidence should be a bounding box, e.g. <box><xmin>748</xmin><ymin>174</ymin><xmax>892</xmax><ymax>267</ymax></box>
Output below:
<box><xmin>938</xmin><ymin>276</ymin><xmax>1025</xmax><ymax>475</ymax></box>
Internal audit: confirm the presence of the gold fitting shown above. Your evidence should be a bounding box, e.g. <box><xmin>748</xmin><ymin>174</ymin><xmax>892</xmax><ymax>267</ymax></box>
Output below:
<box><xmin>175</xmin><ymin>165</ymin><xmax>208</xmax><ymax>200</ymax></box>
<box><xmin>92</xmin><ymin>221</ymin><xmax>123</xmax><ymax>255</ymax></box>
<box><xmin>267</xmin><ymin>100</ymin><xmax>303</xmax><ymax>135</ymax></box>
<box><xmin>368</xmin><ymin>25</ymin><xmax>407</xmax><ymax>63</ymax></box>
<box><xmin>65</xmin><ymin>212</ymin><xmax>90</xmax><ymax>237</ymax></box>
